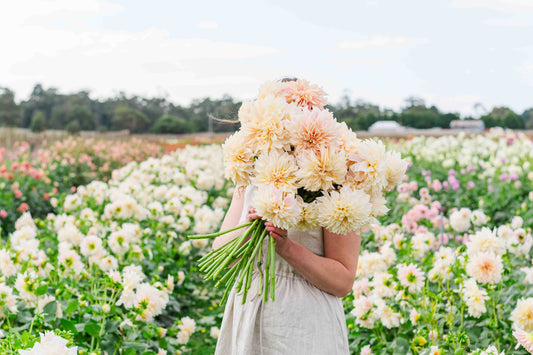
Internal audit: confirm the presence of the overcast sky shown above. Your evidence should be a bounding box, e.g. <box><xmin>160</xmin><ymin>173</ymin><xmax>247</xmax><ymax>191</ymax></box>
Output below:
<box><xmin>1</xmin><ymin>0</ymin><xmax>533</xmax><ymax>116</ymax></box>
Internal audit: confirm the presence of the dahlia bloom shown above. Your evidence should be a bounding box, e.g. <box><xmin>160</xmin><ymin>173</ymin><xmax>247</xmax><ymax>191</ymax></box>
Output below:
<box><xmin>222</xmin><ymin>131</ymin><xmax>254</xmax><ymax>186</ymax></box>
<box><xmin>397</xmin><ymin>263</ymin><xmax>425</xmax><ymax>293</ymax></box>
<box><xmin>512</xmin><ymin>298</ymin><xmax>533</xmax><ymax>332</ymax></box>
<box><xmin>19</xmin><ymin>331</ymin><xmax>77</xmax><ymax>355</ymax></box>
<box><xmin>252</xmin><ymin>186</ymin><xmax>301</xmax><ymax>230</ymax></box>
<box><xmin>316</xmin><ymin>186</ymin><xmax>373</xmax><ymax>235</ymax></box>
<box><xmin>466</xmin><ymin>252</ymin><xmax>503</xmax><ymax>284</ymax></box>
<box><xmin>278</xmin><ymin>79</ymin><xmax>328</xmax><ymax>109</ymax></box>
<box><xmin>287</xmin><ymin>108</ymin><xmax>339</xmax><ymax>155</ymax></box>
<box><xmin>296</xmin><ymin>148</ymin><xmax>346</xmax><ymax>192</ymax></box>
<box><xmin>513</xmin><ymin>328</ymin><xmax>533</xmax><ymax>354</ymax></box>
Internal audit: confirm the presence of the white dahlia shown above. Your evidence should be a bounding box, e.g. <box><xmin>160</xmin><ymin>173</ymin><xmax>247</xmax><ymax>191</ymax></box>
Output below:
<box><xmin>466</xmin><ymin>227</ymin><xmax>506</xmax><ymax>256</ymax></box>
<box><xmin>397</xmin><ymin>263</ymin><xmax>425</xmax><ymax>293</ymax></box>
<box><xmin>449</xmin><ymin>208</ymin><xmax>472</xmax><ymax>233</ymax></box>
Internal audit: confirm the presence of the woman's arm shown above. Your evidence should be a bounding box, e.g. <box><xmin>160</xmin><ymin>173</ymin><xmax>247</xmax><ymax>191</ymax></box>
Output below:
<box><xmin>265</xmin><ymin>222</ymin><xmax>361</xmax><ymax>298</ymax></box>
<box><xmin>212</xmin><ymin>186</ymin><xmax>247</xmax><ymax>250</ymax></box>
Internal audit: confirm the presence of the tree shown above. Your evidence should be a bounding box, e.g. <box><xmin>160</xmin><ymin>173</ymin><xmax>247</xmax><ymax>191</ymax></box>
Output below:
<box><xmin>481</xmin><ymin>106</ymin><xmax>524</xmax><ymax>129</ymax></box>
<box><xmin>65</xmin><ymin>120</ymin><xmax>81</xmax><ymax>133</ymax></box>
<box><xmin>21</xmin><ymin>84</ymin><xmax>59</xmax><ymax>128</ymax></box>
<box><xmin>111</xmin><ymin>105</ymin><xmax>150</xmax><ymax>133</ymax></box>
<box><xmin>403</xmin><ymin>96</ymin><xmax>426</xmax><ymax>109</ymax></box>
<box><xmin>522</xmin><ymin>109</ymin><xmax>533</xmax><ymax>129</ymax></box>
<box><xmin>50</xmin><ymin>102</ymin><xmax>96</xmax><ymax>131</ymax></box>
<box><xmin>0</xmin><ymin>88</ymin><xmax>21</xmax><ymax>127</ymax></box>
<box><xmin>150</xmin><ymin>115</ymin><xmax>190</xmax><ymax>134</ymax></box>
<box><xmin>29</xmin><ymin>110</ymin><xmax>46</xmax><ymax>132</ymax></box>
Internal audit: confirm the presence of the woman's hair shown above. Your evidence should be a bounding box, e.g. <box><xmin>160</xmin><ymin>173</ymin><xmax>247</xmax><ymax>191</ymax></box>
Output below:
<box><xmin>280</xmin><ymin>77</ymin><xmax>298</xmax><ymax>83</ymax></box>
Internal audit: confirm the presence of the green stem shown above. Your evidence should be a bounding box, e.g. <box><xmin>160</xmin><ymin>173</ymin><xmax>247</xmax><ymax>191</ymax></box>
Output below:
<box><xmin>199</xmin><ymin>239</ymin><xmax>239</xmax><ymax>270</ymax></box>
<box><xmin>215</xmin><ymin>256</ymin><xmax>245</xmax><ymax>287</ymax></box>
<box><xmin>257</xmin><ymin>234</ymin><xmax>263</xmax><ymax>297</ymax></box>
<box><xmin>235</xmin><ymin>225</ymin><xmax>262</xmax><ymax>292</ymax></box>
<box><xmin>264</xmin><ymin>237</ymin><xmax>270</xmax><ymax>303</ymax></box>
<box><xmin>206</xmin><ymin>220</ymin><xmax>259</xmax><ymax>280</ymax></box>
<box><xmin>269</xmin><ymin>235</ymin><xmax>276</xmax><ymax>301</ymax></box>
<box><xmin>242</xmin><ymin>229</ymin><xmax>268</xmax><ymax>304</ymax></box>
<box><xmin>188</xmin><ymin>221</ymin><xmax>253</xmax><ymax>239</ymax></box>
<box><xmin>198</xmin><ymin>237</ymin><xmax>237</xmax><ymax>266</ymax></box>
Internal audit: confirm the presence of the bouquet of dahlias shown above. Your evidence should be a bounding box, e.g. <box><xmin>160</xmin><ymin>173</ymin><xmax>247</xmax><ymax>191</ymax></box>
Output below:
<box><xmin>188</xmin><ymin>79</ymin><xmax>408</xmax><ymax>304</ymax></box>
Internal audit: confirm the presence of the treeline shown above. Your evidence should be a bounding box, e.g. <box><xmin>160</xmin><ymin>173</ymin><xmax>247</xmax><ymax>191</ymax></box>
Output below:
<box><xmin>0</xmin><ymin>84</ymin><xmax>532</xmax><ymax>133</ymax></box>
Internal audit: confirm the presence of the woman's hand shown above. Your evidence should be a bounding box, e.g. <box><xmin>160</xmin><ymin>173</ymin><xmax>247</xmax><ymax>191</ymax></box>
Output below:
<box><xmin>265</xmin><ymin>221</ymin><xmax>293</xmax><ymax>256</ymax></box>
<box><xmin>247</xmin><ymin>208</ymin><xmax>293</xmax><ymax>256</ymax></box>
<box><xmin>246</xmin><ymin>206</ymin><xmax>262</xmax><ymax>222</ymax></box>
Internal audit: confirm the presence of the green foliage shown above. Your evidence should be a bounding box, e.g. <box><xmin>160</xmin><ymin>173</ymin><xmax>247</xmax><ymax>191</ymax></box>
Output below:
<box><xmin>0</xmin><ymin>87</ymin><xmax>21</xmax><ymax>127</ymax></box>
<box><xmin>65</xmin><ymin>120</ymin><xmax>81</xmax><ymax>133</ymax></box>
<box><xmin>150</xmin><ymin>114</ymin><xmax>190</xmax><ymax>134</ymax></box>
<box><xmin>522</xmin><ymin>109</ymin><xmax>533</xmax><ymax>129</ymax></box>
<box><xmin>29</xmin><ymin>110</ymin><xmax>46</xmax><ymax>132</ymax></box>
<box><xmin>481</xmin><ymin>106</ymin><xmax>525</xmax><ymax>129</ymax></box>
<box><xmin>3</xmin><ymin>83</ymin><xmax>533</xmax><ymax>132</ymax></box>
<box><xmin>111</xmin><ymin>105</ymin><xmax>151</xmax><ymax>133</ymax></box>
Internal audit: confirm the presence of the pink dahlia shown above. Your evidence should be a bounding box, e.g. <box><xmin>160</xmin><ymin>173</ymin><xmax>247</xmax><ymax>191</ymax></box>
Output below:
<box><xmin>288</xmin><ymin>108</ymin><xmax>339</xmax><ymax>154</ymax></box>
<box><xmin>514</xmin><ymin>328</ymin><xmax>533</xmax><ymax>353</ymax></box>
<box><xmin>278</xmin><ymin>79</ymin><xmax>328</xmax><ymax>109</ymax></box>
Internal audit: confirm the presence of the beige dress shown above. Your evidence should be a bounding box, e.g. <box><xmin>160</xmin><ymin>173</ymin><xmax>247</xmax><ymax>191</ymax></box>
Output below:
<box><xmin>215</xmin><ymin>186</ymin><xmax>350</xmax><ymax>355</ymax></box>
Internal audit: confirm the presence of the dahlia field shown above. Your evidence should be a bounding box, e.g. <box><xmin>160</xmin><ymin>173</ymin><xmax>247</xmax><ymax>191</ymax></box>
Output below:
<box><xmin>0</xmin><ymin>128</ymin><xmax>532</xmax><ymax>354</ymax></box>
<box><xmin>0</xmin><ymin>137</ymin><xmax>164</xmax><ymax>237</ymax></box>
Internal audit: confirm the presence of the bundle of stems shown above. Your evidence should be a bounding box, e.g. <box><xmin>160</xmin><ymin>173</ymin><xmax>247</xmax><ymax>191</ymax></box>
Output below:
<box><xmin>188</xmin><ymin>219</ymin><xmax>277</xmax><ymax>305</ymax></box>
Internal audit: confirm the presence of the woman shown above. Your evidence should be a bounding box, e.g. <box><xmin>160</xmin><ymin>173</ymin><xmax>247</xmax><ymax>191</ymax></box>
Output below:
<box><xmin>213</xmin><ymin>181</ymin><xmax>361</xmax><ymax>355</ymax></box>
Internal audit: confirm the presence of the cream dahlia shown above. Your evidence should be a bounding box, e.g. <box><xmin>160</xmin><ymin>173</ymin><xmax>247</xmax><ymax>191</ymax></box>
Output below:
<box><xmin>252</xmin><ymin>186</ymin><xmax>301</xmax><ymax>230</ymax></box>
<box><xmin>316</xmin><ymin>186</ymin><xmax>372</xmax><ymax>235</ymax></box>
<box><xmin>346</xmin><ymin>139</ymin><xmax>387</xmax><ymax>192</ymax></box>
<box><xmin>222</xmin><ymin>131</ymin><xmax>254</xmax><ymax>186</ymax></box>
<box><xmin>253</xmin><ymin>150</ymin><xmax>299</xmax><ymax>193</ymax></box>
<box><xmin>512</xmin><ymin>298</ymin><xmax>533</xmax><ymax>332</ymax></box>
<box><xmin>383</xmin><ymin>150</ymin><xmax>408</xmax><ymax>191</ymax></box>
<box><xmin>297</xmin><ymin>148</ymin><xmax>347</xmax><ymax>192</ymax></box>
<box><xmin>466</xmin><ymin>252</ymin><xmax>503</xmax><ymax>284</ymax></box>
<box><xmin>240</xmin><ymin>96</ymin><xmax>294</xmax><ymax>153</ymax></box>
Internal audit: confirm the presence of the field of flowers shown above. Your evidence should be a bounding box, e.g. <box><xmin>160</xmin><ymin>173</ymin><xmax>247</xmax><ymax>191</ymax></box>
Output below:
<box><xmin>0</xmin><ymin>128</ymin><xmax>532</xmax><ymax>354</ymax></box>
<box><xmin>0</xmin><ymin>137</ymin><xmax>164</xmax><ymax>237</ymax></box>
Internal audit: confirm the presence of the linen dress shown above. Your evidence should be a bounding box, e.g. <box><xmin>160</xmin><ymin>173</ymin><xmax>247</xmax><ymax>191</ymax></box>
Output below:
<box><xmin>215</xmin><ymin>185</ymin><xmax>350</xmax><ymax>355</ymax></box>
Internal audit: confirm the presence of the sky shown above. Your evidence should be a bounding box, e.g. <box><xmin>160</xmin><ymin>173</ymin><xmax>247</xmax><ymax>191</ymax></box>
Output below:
<box><xmin>1</xmin><ymin>0</ymin><xmax>533</xmax><ymax>117</ymax></box>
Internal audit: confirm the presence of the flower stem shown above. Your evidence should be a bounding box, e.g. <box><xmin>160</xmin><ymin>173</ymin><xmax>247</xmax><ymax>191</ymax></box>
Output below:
<box><xmin>188</xmin><ymin>221</ymin><xmax>253</xmax><ymax>239</ymax></box>
<box><xmin>269</xmin><ymin>235</ymin><xmax>276</xmax><ymax>301</ymax></box>
<box><xmin>207</xmin><ymin>220</ymin><xmax>259</xmax><ymax>280</ymax></box>
<box><xmin>242</xmin><ymin>229</ymin><xmax>268</xmax><ymax>304</ymax></box>
<box><xmin>264</xmin><ymin>237</ymin><xmax>270</xmax><ymax>303</ymax></box>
